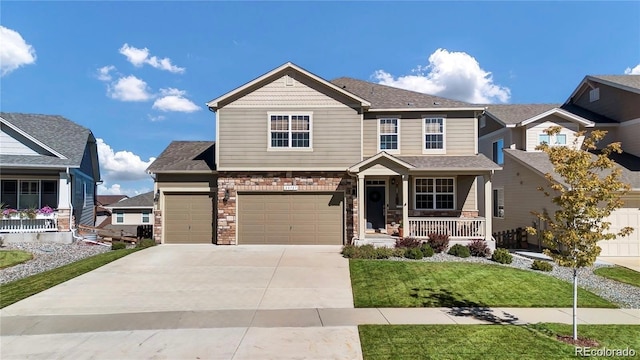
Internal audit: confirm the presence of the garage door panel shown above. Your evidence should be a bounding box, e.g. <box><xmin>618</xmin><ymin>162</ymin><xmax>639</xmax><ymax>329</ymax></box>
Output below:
<box><xmin>239</xmin><ymin>192</ymin><xmax>343</xmax><ymax>245</ymax></box>
<box><xmin>598</xmin><ymin>208</ymin><xmax>639</xmax><ymax>256</ymax></box>
<box><xmin>164</xmin><ymin>193</ymin><xmax>213</xmax><ymax>244</ymax></box>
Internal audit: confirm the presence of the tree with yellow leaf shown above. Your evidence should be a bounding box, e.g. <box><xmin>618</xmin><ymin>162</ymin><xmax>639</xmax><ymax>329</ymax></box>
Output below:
<box><xmin>527</xmin><ymin>126</ymin><xmax>633</xmax><ymax>340</ymax></box>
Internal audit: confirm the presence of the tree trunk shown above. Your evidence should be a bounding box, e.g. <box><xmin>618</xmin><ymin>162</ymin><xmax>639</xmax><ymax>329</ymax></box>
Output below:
<box><xmin>573</xmin><ymin>267</ymin><xmax>578</xmax><ymax>340</ymax></box>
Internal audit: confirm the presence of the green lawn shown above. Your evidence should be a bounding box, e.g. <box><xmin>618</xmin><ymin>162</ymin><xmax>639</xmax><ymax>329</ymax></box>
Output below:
<box><xmin>350</xmin><ymin>260</ymin><xmax>615</xmax><ymax>308</ymax></box>
<box><xmin>0</xmin><ymin>248</ymin><xmax>139</xmax><ymax>308</ymax></box>
<box><xmin>359</xmin><ymin>324</ymin><xmax>640</xmax><ymax>360</ymax></box>
<box><xmin>594</xmin><ymin>266</ymin><xmax>640</xmax><ymax>287</ymax></box>
<box><xmin>0</xmin><ymin>250</ymin><xmax>33</xmax><ymax>269</ymax></box>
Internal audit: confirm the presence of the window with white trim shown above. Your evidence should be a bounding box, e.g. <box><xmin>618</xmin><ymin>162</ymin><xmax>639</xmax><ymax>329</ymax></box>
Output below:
<box><xmin>493</xmin><ymin>188</ymin><xmax>504</xmax><ymax>218</ymax></box>
<box><xmin>492</xmin><ymin>139</ymin><xmax>504</xmax><ymax>165</ymax></box>
<box><xmin>539</xmin><ymin>133</ymin><xmax>567</xmax><ymax>147</ymax></box>
<box><xmin>415</xmin><ymin>178</ymin><xmax>455</xmax><ymax>210</ymax></box>
<box><xmin>269</xmin><ymin>114</ymin><xmax>311</xmax><ymax>148</ymax></box>
<box><xmin>115</xmin><ymin>211</ymin><xmax>124</xmax><ymax>224</ymax></box>
<box><xmin>142</xmin><ymin>211</ymin><xmax>150</xmax><ymax>223</ymax></box>
<box><xmin>378</xmin><ymin>118</ymin><xmax>399</xmax><ymax>152</ymax></box>
<box><xmin>423</xmin><ymin>117</ymin><xmax>445</xmax><ymax>152</ymax></box>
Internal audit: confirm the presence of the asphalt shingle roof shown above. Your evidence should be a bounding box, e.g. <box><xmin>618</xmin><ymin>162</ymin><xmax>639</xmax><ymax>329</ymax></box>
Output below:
<box><xmin>504</xmin><ymin>149</ymin><xmax>640</xmax><ymax>190</ymax></box>
<box><xmin>589</xmin><ymin>75</ymin><xmax>640</xmax><ymax>91</ymax></box>
<box><xmin>484</xmin><ymin>104</ymin><xmax>560</xmax><ymax>125</ymax></box>
<box><xmin>330</xmin><ymin>77</ymin><xmax>475</xmax><ymax>109</ymax></box>
<box><xmin>147</xmin><ymin>141</ymin><xmax>216</xmax><ymax>173</ymax></box>
<box><xmin>96</xmin><ymin>195</ymin><xmax>129</xmax><ymax>206</ymax></box>
<box><xmin>398</xmin><ymin>154</ymin><xmax>502</xmax><ymax>171</ymax></box>
<box><xmin>0</xmin><ymin>112</ymin><xmax>92</xmax><ymax>168</ymax></box>
<box><xmin>107</xmin><ymin>191</ymin><xmax>153</xmax><ymax>208</ymax></box>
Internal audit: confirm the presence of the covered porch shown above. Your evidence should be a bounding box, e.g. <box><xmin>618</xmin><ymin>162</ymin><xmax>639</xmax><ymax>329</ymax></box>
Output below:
<box><xmin>348</xmin><ymin>152</ymin><xmax>501</xmax><ymax>249</ymax></box>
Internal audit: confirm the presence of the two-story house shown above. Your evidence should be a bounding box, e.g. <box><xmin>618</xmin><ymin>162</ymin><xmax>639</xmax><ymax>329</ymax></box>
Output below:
<box><xmin>148</xmin><ymin>63</ymin><xmax>500</xmax><ymax>247</ymax></box>
<box><xmin>478</xmin><ymin>75</ymin><xmax>640</xmax><ymax>257</ymax></box>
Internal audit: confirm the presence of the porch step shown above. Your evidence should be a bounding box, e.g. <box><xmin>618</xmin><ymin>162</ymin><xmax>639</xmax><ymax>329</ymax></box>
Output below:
<box><xmin>354</xmin><ymin>237</ymin><xmax>397</xmax><ymax>249</ymax></box>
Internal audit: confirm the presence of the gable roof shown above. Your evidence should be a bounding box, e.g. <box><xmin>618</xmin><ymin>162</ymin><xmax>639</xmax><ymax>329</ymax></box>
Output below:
<box><xmin>106</xmin><ymin>191</ymin><xmax>154</xmax><ymax>209</ymax></box>
<box><xmin>206</xmin><ymin>62</ymin><xmax>371</xmax><ymax>110</ymax></box>
<box><xmin>147</xmin><ymin>141</ymin><xmax>216</xmax><ymax>173</ymax></box>
<box><xmin>331</xmin><ymin>77</ymin><xmax>482</xmax><ymax>110</ymax></box>
<box><xmin>348</xmin><ymin>152</ymin><xmax>501</xmax><ymax>173</ymax></box>
<box><xmin>0</xmin><ymin>112</ymin><xmax>94</xmax><ymax>168</ymax></box>
<box><xmin>484</xmin><ymin>104</ymin><xmax>596</xmax><ymax>128</ymax></box>
<box><xmin>504</xmin><ymin>149</ymin><xmax>640</xmax><ymax>190</ymax></box>
<box><xmin>567</xmin><ymin>75</ymin><xmax>640</xmax><ymax>103</ymax></box>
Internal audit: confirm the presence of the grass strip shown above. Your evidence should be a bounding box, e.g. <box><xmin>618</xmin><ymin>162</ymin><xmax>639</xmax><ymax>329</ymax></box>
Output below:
<box><xmin>359</xmin><ymin>324</ymin><xmax>640</xmax><ymax>360</ymax></box>
<box><xmin>594</xmin><ymin>266</ymin><xmax>640</xmax><ymax>288</ymax></box>
<box><xmin>1</xmin><ymin>248</ymin><xmax>139</xmax><ymax>308</ymax></box>
<box><xmin>350</xmin><ymin>260</ymin><xmax>615</xmax><ymax>308</ymax></box>
<box><xmin>0</xmin><ymin>250</ymin><xmax>33</xmax><ymax>269</ymax></box>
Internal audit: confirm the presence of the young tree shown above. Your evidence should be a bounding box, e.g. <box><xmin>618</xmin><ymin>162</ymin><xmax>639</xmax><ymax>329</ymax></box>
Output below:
<box><xmin>527</xmin><ymin>126</ymin><xmax>633</xmax><ymax>340</ymax></box>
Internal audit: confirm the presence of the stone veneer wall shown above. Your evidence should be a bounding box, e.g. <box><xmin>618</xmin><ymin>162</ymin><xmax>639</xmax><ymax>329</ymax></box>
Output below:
<box><xmin>57</xmin><ymin>208</ymin><xmax>72</xmax><ymax>231</ymax></box>
<box><xmin>217</xmin><ymin>172</ymin><xmax>357</xmax><ymax>245</ymax></box>
<box><xmin>153</xmin><ymin>209</ymin><xmax>162</xmax><ymax>244</ymax></box>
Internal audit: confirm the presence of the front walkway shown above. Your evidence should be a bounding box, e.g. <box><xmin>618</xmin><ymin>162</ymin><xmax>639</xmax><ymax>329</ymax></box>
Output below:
<box><xmin>598</xmin><ymin>256</ymin><xmax>640</xmax><ymax>272</ymax></box>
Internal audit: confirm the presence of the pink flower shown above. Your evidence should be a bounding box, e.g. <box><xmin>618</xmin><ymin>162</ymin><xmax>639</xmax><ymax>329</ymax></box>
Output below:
<box><xmin>38</xmin><ymin>206</ymin><xmax>55</xmax><ymax>214</ymax></box>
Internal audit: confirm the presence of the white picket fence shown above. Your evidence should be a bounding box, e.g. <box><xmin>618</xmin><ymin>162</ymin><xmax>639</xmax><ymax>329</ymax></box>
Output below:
<box><xmin>408</xmin><ymin>217</ymin><xmax>485</xmax><ymax>239</ymax></box>
<box><xmin>0</xmin><ymin>215</ymin><xmax>58</xmax><ymax>233</ymax></box>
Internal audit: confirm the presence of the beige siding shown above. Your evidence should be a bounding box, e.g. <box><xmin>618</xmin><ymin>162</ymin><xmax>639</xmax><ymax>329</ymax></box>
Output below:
<box><xmin>226</xmin><ymin>74</ymin><xmax>353</xmax><ymax>108</ymax></box>
<box><xmin>218</xmin><ymin>106</ymin><xmax>361</xmax><ymax>169</ymax></box>
<box><xmin>457</xmin><ymin>175</ymin><xmax>477</xmax><ymax>211</ymax></box>
<box><xmin>617</xmin><ymin>121</ymin><xmax>640</xmax><ymax>157</ymax></box>
<box><xmin>364</xmin><ymin>112</ymin><xmax>477</xmax><ymax>157</ymax></box>
<box><xmin>0</xmin><ymin>126</ymin><xmax>38</xmax><ymax>155</ymax></box>
<box><xmin>525</xmin><ymin>118</ymin><xmax>581</xmax><ymax>151</ymax></box>
<box><xmin>574</xmin><ymin>83</ymin><xmax>640</xmax><ymax>122</ymax></box>
<box><xmin>493</xmin><ymin>155</ymin><xmax>557</xmax><ymax>235</ymax></box>
<box><xmin>112</xmin><ymin>209</ymin><xmax>152</xmax><ymax>225</ymax></box>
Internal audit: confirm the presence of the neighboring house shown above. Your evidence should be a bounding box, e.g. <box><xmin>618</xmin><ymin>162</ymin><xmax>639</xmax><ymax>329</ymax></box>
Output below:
<box><xmin>95</xmin><ymin>194</ymin><xmax>129</xmax><ymax>227</ymax></box>
<box><xmin>148</xmin><ymin>62</ymin><xmax>500</xmax><ymax>247</ymax></box>
<box><xmin>101</xmin><ymin>191</ymin><xmax>154</xmax><ymax>237</ymax></box>
<box><xmin>478</xmin><ymin>75</ymin><xmax>640</xmax><ymax>256</ymax></box>
<box><xmin>0</xmin><ymin>113</ymin><xmax>100</xmax><ymax>241</ymax></box>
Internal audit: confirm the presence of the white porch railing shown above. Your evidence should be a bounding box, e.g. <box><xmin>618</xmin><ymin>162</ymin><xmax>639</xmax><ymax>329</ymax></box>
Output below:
<box><xmin>0</xmin><ymin>215</ymin><xmax>58</xmax><ymax>233</ymax></box>
<box><xmin>408</xmin><ymin>217</ymin><xmax>485</xmax><ymax>239</ymax></box>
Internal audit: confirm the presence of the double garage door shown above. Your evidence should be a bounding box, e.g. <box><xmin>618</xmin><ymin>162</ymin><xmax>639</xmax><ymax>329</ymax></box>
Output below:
<box><xmin>238</xmin><ymin>192</ymin><xmax>344</xmax><ymax>245</ymax></box>
<box><xmin>164</xmin><ymin>193</ymin><xmax>213</xmax><ymax>244</ymax></box>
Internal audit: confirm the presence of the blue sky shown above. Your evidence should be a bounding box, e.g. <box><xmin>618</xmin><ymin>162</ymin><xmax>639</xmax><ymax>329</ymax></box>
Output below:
<box><xmin>2</xmin><ymin>1</ymin><xmax>639</xmax><ymax>196</ymax></box>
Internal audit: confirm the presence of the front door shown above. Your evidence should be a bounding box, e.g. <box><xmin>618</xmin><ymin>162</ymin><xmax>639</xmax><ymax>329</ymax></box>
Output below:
<box><xmin>366</xmin><ymin>185</ymin><xmax>385</xmax><ymax>230</ymax></box>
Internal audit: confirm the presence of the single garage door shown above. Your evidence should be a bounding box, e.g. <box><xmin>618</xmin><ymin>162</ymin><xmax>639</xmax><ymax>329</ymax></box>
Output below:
<box><xmin>238</xmin><ymin>192</ymin><xmax>343</xmax><ymax>245</ymax></box>
<box><xmin>598</xmin><ymin>207</ymin><xmax>640</xmax><ymax>256</ymax></box>
<box><xmin>164</xmin><ymin>193</ymin><xmax>213</xmax><ymax>244</ymax></box>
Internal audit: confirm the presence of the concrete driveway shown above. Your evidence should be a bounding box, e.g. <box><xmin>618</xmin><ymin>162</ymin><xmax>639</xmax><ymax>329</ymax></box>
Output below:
<box><xmin>1</xmin><ymin>245</ymin><xmax>362</xmax><ymax>359</ymax></box>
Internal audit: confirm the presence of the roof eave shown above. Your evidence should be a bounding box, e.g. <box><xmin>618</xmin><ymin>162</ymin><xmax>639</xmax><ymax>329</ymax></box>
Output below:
<box><xmin>368</xmin><ymin>107</ymin><xmax>484</xmax><ymax>112</ymax></box>
<box><xmin>148</xmin><ymin>170</ymin><xmax>218</xmax><ymax>174</ymax></box>
<box><xmin>518</xmin><ymin>108</ymin><xmax>595</xmax><ymax>127</ymax></box>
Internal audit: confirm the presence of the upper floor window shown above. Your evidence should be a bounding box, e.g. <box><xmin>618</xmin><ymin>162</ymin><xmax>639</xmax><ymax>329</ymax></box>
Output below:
<box><xmin>423</xmin><ymin>117</ymin><xmax>445</xmax><ymax>153</ymax></box>
<box><xmin>415</xmin><ymin>177</ymin><xmax>455</xmax><ymax>210</ymax></box>
<box><xmin>269</xmin><ymin>113</ymin><xmax>312</xmax><ymax>149</ymax></box>
<box><xmin>539</xmin><ymin>133</ymin><xmax>567</xmax><ymax>147</ymax></box>
<box><xmin>378</xmin><ymin>118</ymin><xmax>399</xmax><ymax>152</ymax></box>
<box><xmin>142</xmin><ymin>211</ymin><xmax>150</xmax><ymax>223</ymax></box>
<box><xmin>115</xmin><ymin>211</ymin><xmax>124</xmax><ymax>224</ymax></box>
<box><xmin>492</xmin><ymin>139</ymin><xmax>504</xmax><ymax>165</ymax></box>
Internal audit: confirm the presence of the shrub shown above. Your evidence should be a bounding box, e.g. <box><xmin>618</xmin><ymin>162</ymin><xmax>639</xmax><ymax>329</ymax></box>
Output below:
<box><xmin>341</xmin><ymin>245</ymin><xmax>357</xmax><ymax>258</ymax></box>
<box><xmin>391</xmin><ymin>248</ymin><xmax>407</xmax><ymax>257</ymax></box>
<box><xmin>427</xmin><ymin>233</ymin><xmax>450</xmax><ymax>253</ymax></box>
<box><xmin>404</xmin><ymin>247</ymin><xmax>424</xmax><ymax>260</ymax></box>
<box><xmin>448</xmin><ymin>244</ymin><xmax>470</xmax><ymax>258</ymax></box>
<box><xmin>467</xmin><ymin>239</ymin><xmax>491</xmax><ymax>257</ymax></box>
<box><xmin>420</xmin><ymin>243</ymin><xmax>434</xmax><ymax>257</ymax></box>
<box><xmin>136</xmin><ymin>238</ymin><xmax>156</xmax><ymax>248</ymax></box>
<box><xmin>374</xmin><ymin>247</ymin><xmax>393</xmax><ymax>259</ymax></box>
<box><xmin>531</xmin><ymin>259</ymin><xmax>553</xmax><ymax>272</ymax></box>
<box><xmin>395</xmin><ymin>237</ymin><xmax>421</xmax><ymax>249</ymax></box>
<box><xmin>111</xmin><ymin>241</ymin><xmax>126</xmax><ymax>250</ymax></box>
<box><xmin>491</xmin><ymin>248</ymin><xmax>513</xmax><ymax>264</ymax></box>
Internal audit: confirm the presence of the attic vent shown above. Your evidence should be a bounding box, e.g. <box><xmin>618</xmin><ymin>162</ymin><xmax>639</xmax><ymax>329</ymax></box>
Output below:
<box><xmin>285</xmin><ymin>74</ymin><xmax>294</xmax><ymax>86</ymax></box>
<box><xmin>589</xmin><ymin>87</ymin><xmax>599</xmax><ymax>102</ymax></box>
<box><xmin>433</xmin><ymin>101</ymin><xmax>440</xmax><ymax>105</ymax></box>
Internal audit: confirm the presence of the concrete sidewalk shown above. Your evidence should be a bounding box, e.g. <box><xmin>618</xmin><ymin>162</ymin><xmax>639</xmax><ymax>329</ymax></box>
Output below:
<box><xmin>3</xmin><ymin>307</ymin><xmax>638</xmax><ymax>336</ymax></box>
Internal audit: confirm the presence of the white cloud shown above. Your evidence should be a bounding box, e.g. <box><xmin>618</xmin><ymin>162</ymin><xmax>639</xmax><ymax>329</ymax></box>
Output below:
<box><xmin>97</xmin><ymin>182</ymin><xmax>152</xmax><ymax>197</ymax></box>
<box><xmin>148</xmin><ymin>114</ymin><xmax>166</xmax><ymax>122</ymax></box>
<box><xmin>119</xmin><ymin>43</ymin><xmax>185</xmax><ymax>73</ymax></box>
<box><xmin>107</xmin><ymin>75</ymin><xmax>152</xmax><ymax>101</ymax></box>
<box><xmin>373</xmin><ymin>48</ymin><xmax>511</xmax><ymax>104</ymax></box>
<box><xmin>97</xmin><ymin>138</ymin><xmax>156</xmax><ymax>182</ymax></box>
<box><xmin>97</xmin><ymin>65</ymin><xmax>116</xmax><ymax>81</ymax></box>
<box><xmin>0</xmin><ymin>26</ymin><xmax>36</xmax><ymax>76</ymax></box>
<box><xmin>152</xmin><ymin>87</ymin><xmax>200</xmax><ymax>112</ymax></box>
<box><xmin>624</xmin><ymin>64</ymin><xmax>640</xmax><ymax>75</ymax></box>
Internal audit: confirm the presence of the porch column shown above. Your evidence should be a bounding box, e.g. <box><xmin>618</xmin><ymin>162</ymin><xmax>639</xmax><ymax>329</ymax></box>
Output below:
<box><xmin>484</xmin><ymin>173</ymin><xmax>494</xmax><ymax>249</ymax></box>
<box><xmin>402</xmin><ymin>173</ymin><xmax>409</xmax><ymax>237</ymax></box>
<box><xmin>58</xmin><ymin>171</ymin><xmax>71</xmax><ymax>208</ymax></box>
<box><xmin>358</xmin><ymin>173</ymin><xmax>366</xmax><ymax>240</ymax></box>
